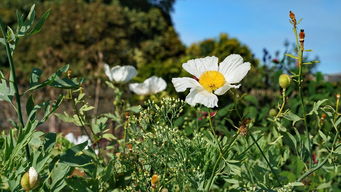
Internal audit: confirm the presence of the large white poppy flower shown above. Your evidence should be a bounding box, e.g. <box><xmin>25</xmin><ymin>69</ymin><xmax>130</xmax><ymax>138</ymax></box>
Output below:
<box><xmin>172</xmin><ymin>54</ymin><xmax>251</xmax><ymax>108</ymax></box>
<box><xmin>104</xmin><ymin>64</ymin><xmax>137</xmax><ymax>83</ymax></box>
<box><xmin>129</xmin><ymin>76</ymin><xmax>167</xmax><ymax>95</ymax></box>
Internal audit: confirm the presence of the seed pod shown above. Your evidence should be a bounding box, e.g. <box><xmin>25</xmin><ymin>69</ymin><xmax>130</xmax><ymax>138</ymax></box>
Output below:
<box><xmin>279</xmin><ymin>74</ymin><xmax>291</xmax><ymax>89</ymax></box>
<box><xmin>21</xmin><ymin>167</ymin><xmax>38</xmax><ymax>191</ymax></box>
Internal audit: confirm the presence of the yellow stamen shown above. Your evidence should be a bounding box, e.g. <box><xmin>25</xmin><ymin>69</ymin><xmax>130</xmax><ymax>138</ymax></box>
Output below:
<box><xmin>199</xmin><ymin>71</ymin><xmax>225</xmax><ymax>92</ymax></box>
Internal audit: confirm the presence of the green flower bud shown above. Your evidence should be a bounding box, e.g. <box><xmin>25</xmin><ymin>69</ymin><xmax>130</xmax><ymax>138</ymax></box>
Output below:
<box><xmin>279</xmin><ymin>74</ymin><xmax>291</xmax><ymax>89</ymax></box>
<box><xmin>21</xmin><ymin>167</ymin><xmax>38</xmax><ymax>191</ymax></box>
<box><xmin>269</xmin><ymin>109</ymin><xmax>277</xmax><ymax>117</ymax></box>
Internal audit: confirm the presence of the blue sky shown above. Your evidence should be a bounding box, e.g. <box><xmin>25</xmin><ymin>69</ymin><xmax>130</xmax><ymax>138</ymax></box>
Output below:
<box><xmin>171</xmin><ymin>0</ymin><xmax>341</xmax><ymax>74</ymax></box>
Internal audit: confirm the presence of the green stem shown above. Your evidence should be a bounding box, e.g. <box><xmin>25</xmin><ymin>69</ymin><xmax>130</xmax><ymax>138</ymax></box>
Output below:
<box><xmin>276</xmin><ymin>88</ymin><xmax>286</xmax><ymax>118</ymax></box>
<box><xmin>0</xmin><ymin>22</ymin><xmax>30</xmax><ymax>160</ymax></box>
<box><xmin>250</xmin><ymin>133</ymin><xmax>282</xmax><ymax>186</ymax></box>
<box><xmin>298</xmin><ymin>45</ymin><xmax>312</xmax><ymax>169</ymax></box>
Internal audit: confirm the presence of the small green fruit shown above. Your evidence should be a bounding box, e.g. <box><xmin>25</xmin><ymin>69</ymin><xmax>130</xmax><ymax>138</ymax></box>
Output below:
<box><xmin>21</xmin><ymin>167</ymin><xmax>38</xmax><ymax>191</ymax></box>
<box><xmin>269</xmin><ymin>109</ymin><xmax>277</xmax><ymax>117</ymax></box>
<box><xmin>279</xmin><ymin>74</ymin><xmax>291</xmax><ymax>89</ymax></box>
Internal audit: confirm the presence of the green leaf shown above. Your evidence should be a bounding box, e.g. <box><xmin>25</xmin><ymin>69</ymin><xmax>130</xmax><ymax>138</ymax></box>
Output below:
<box><xmin>316</xmin><ymin>182</ymin><xmax>331</xmax><ymax>189</ymax></box>
<box><xmin>285</xmin><ymin>53</ymin><xmax>298</xmax><ymax>59</ymax></box>
<box><xmin>0</xmin><ymin>37</ymin><xmax>5</xmax><ymax>46</ymax></box>
<box><xmin>59</xmin><ymin>141</ymin><xmax>92</xmax><ymax>166</ymax></box>
<box><xmin>308</xmin><ymin>99</ymin><xmax>328</xmax><ymax>116</ymax></box>
<box><xmin>26</xmin><ymin>95</ymin><xmax>35</xmax><ymax>119</ymax></box>
<box><xmin>30</xmin><ymin>68</ymin><xmax>43</xmax><ymax>86</ymax></box>
<box><xmin>29</xmin><ymin>9</ymin><xmax>51</xmax><ymax>36</ymax></box>
<box><xmin>126</xmin><ymin>106</ymin><xmax>141</xmax><ymax>113</ymax></box>
<box><xmin>283</xmin><ymin>111</ymin><xmax>301</xmax><ymax>126</ymax></box>
<box><xmin>243</xmin><ymin>95</ymin><xmax>258</xmax><ymax>106</ymax></box>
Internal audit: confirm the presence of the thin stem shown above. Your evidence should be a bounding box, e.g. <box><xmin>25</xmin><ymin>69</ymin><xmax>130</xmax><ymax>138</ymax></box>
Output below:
<box><xmin>0</xmin><ymin>22</ymin><xmax>30</xmax><ymax>160</ymax></box>
<box><xmin>298</xmin><ymin>44</ymin><xmax>312</xmax><ymax>168</ymax></box>
<box><xmin>276</xmin><ymin>88</ymin><xmax>286</xmax><ymax>118</ymax></box>
<box><xmin>207</xmin><ymin>112</ymin><xmax>224</xmax><ymax>156</ymax></box>
<box><xmin>249</xmin><ymin>133</ymin><xmax>282</xmax><ymax>186</ymax></box>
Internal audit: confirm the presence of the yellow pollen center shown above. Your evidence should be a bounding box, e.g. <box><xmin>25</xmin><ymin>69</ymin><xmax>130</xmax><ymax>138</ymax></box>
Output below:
<box><xmin>199</xmin><ymin>71</ymin><xmax>225</xmax><ymax>92</ymax></box>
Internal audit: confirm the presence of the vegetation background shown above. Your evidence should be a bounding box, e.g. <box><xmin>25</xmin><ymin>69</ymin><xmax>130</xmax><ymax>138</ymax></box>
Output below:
<box><xmin>0</xmin><ymin>0</ymin><xmax>339</xmax><ymax>138</ymax></box>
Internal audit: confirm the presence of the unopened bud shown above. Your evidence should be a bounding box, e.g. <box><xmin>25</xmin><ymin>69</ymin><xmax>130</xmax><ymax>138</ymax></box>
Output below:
<box><xmin>269</xmin><ymin>109</ymin><xmax>277</xmax><ymax>117</ymax></box>
<box><xmin>151</xmin><ymin>174</ymin><xmax>160</xmax><ymax>188</ymax></box>
<box><xmin>337</xmin><ymin>94</ymin><xmax>340</xmax><ymax>99</ymax></box>
<box><xmin>279</xmin><ymin>74</ymin><xmax>291</xmax><ymax>89</ymax></box>
<box><xmin>289</xmin><ymin>11</ymin><xmax>297</xmax><ymax>26</ymax></box>
<box><xmin>21</xmin><ymin>167</ymin><xmax>38</xmax><ymax>191</ymax></box>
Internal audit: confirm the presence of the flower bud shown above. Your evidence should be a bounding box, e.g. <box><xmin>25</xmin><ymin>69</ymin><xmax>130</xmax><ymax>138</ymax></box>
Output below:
<box><xmin>279</xmin><ymin>74</ymin><xmax>291</xmax><ymax>89</ymax></box>
<box><xmin>269</xmin><ymin>109</ymin><xmax>277</xmax><ymax>117</ymax></box>
<box><xmin>21</xmin><ymin>167</ymin><xmax>38</xmax><ymax>191</ymax></box>
<box><xmin>151</xmin><ymin>174</ymin><xmax>160</xmax><ymax>188</ymax></box>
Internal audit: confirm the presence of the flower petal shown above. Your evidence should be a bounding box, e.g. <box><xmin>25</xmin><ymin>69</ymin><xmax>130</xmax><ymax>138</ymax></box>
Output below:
<box><xmin>226</xmin><ymin>62</ymin><xmax>251</xmax><ymax>84</ymax></box>
<box><xmin>172</xmin><ymin>77</ymin><xmax>201</xmax><ymax>92</ymax></box>
<box><xmin>104</xmin><ymin>63</ymin><xmax>113</xmax><ymax>81</ymax></box>
<box><xmin>145</xmin><ymin>76</ymin><xmax>167</xmax><ymax>94</ymax></box>
<box><xmin>129</xmin><ymin>83</ymin><xmax>149</xmax><ymax>95</ymax></box>
<box><xmin>218</xmin><ymin>54</ymin><xmax>244</xmax><ymax>81</ymax></box>
<box><xmin>112</xmin><ymin>65</ymin><xmax>137</xmax><ymax>83</ymax></box>
<box><xmin>182</xmin><ymin>56</ymin><xmax>219</xmax><ymax>78</ymax></box>
<box><xmin>214</xmin><ymin>83</ymin><xmax>241</xmax><ymax>95</ymax></box>
<box><xmin>185</xmin><ymin>88</ymin><xmax>218</xmax><ymax>108</ymax></box>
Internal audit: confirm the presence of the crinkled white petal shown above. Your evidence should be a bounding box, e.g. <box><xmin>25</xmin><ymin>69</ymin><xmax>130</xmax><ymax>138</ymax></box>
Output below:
<box><xmin>185</xmin><ymin>88</ymin><xmax>218</xmax><ymax>108</ymax></box>
<box><xmin>77</xmin><ymin>135</ymin><xmax>90</xmax><ymax>145</ymax></box>
<box><xmin>111</xmin><ymin>65</ymin><xmax>137</xmax><ymax>83</ymax></box>
<box><xmin>226</xmin><ymin>62</ymin><xmax>251</xmax><ymax>84</ymax></box>
<box><xmin>129</xmin><ymin>76</ymin><xmax>166</xmax><ymax>95</ymax></box>
<box><xmin>28</xmin><ymin>167</ymin><xmax>38</xmax><ymax>186</ymax></box>
<box><xmin>182</xmin><ymin>56</ymin><xmax>219</xmax><ymax>78</ymax></box>
<box><xmin>104</xmin><ymin>63</ymin><xmax>113</xmax><ymax>81</ymax></box>
<box><xmin>218</xmin><ymin>54</ymin><xmax>243</xmax><ymax>81</ymax></box>
<box><xmin>171</xmin><ymin>77</ymin><xmax>201</xmax><ymax>92</ymax></box>
<box><xmin>129</xmin><ymin>83</ymin><xmax>149</xmax><ymax>95</ymax></box>
<box><xmin>214</xmin><ymin>83</ymin><xmax>241</xmax><ymax>95</ymax></box>
<box><xmin>144</xmin><ymin>76</ymin><xmax>167</xmax><ymax>94</ymax></box>
<box><xmin>65</xmin><ymin>133</ymin><xmax>77</xmax><ymax>144</ymax></box>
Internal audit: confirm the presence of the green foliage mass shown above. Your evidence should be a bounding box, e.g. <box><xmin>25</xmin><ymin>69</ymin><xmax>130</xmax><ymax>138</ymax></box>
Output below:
<box><xmin>0</xmin><ymin>0</ymin><xmax>185</xmax><ymax>81</ymax></box>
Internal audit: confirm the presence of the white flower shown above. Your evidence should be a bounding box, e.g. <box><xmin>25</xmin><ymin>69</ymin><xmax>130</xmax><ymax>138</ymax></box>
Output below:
<box><xmin>28</xmin><ymin>167</ymin><xmax>38</xmax><ymax>187</ymax></box>
<box><xmin>129</xmin><ymin>76</ymin><xmax>167</xmax><ymax>95</ymax></box>
<box><xmin>172</xmin><ymin>54</ymin><xmax>251</xmax><ymax>108</ymax></box>
<box><xmin>65</xmin><ymin>133</ymin><xmax>91</xmax><ymax>146</ymax></box>
<box><xmin>104</xmin><ymin>64</ymin><xmax>137</xmax><ymax>83</ymax></box>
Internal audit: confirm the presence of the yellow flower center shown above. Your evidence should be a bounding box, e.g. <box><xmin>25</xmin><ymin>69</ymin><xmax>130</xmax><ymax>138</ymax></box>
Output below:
<box><xmin>199</xmin><ymin>71</ymin><xmax>225</xmax><ymax>92</ymax></box>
